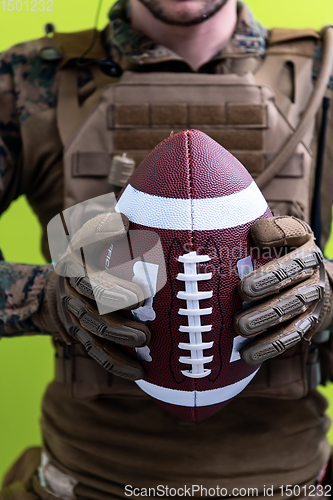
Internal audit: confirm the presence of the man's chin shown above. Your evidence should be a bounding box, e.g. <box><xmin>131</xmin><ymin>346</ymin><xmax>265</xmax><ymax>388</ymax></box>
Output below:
<box><xmin>137</xmin><ymin>0</ymin><xmax>229</xmax><ymax>26</ymax></box>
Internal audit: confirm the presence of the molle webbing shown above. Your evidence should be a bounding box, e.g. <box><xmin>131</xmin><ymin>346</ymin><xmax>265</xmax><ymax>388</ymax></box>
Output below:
<box><xmin>60</xmin><ymin>66</ymin><xmax>314</xmax><ymax>222</ymax></box>
<box><xmin>110</xmin><ymin>98</ymin><xmax>267</xmax><ymax>175</ymax></box>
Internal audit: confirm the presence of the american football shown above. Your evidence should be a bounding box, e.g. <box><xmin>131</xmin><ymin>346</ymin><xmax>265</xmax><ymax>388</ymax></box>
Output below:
<box><xmin>106</xmin><ymin>129</ymin><xmax>273</xmax><ymax>421</ymax></box>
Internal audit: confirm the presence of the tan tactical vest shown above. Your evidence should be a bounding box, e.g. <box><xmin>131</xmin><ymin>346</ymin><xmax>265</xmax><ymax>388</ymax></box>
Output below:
<box><xmin>40</xmin><ymin>27</ymin><xmax>333</xmax><ymax>401</ymax></box>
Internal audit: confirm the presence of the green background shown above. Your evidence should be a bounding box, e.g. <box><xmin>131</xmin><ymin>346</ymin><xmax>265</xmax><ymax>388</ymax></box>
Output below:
<box><xmin>1</xmin><ymin>0</ymin><xmax>333</xmax><ymax>483</ymax></box>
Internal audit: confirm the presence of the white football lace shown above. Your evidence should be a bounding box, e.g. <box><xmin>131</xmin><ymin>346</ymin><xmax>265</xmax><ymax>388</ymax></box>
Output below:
<box><xmin>177</xmin><ymin>251</ymin><xmax>214</xmax><ymax>378</ymax></box>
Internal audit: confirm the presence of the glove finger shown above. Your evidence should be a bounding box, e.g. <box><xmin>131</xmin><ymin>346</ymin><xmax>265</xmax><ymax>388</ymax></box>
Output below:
<box><xmin>63</xmin><ymin>259</ymin><xmax>145</xmax><ymax>311</ymax></box>
<box><xmin>61</xmin><ymin>277</ymin><xmax>150</xmax><ymax>346</ymax></box>
<box><xmin>66</xmin><ymin>310</ymin><xmax>144</xmax><ymax>380</ymax></box>
<box><xmin>235</xmin><ymin>269</ymin><xmax>324</xmax><ymax>337</ymax></box>
<box><xmin>65</xmin><ymin>295</ymin><xmax>150</xmax><ymax>347</ymax></box>
<box><xmin>238</xmin><ymin>238</ymin><xmax>323</xmax><ymax>301</ymax></box>
<box><xmin>250</xmin><ymin>216</ymin><xmax>311</xmax><ymax>248</ymax></box>
<box><xmin>240</xmin><ymin>305</ymin><xmax>319</xmax><ymax>365</ymax></box>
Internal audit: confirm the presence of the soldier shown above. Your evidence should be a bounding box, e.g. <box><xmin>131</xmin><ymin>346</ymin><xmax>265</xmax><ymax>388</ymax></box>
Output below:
<box><xmin>1</xmin><ymin>0</ymin><xmax>333</xmax><ymax>498</ymax></box>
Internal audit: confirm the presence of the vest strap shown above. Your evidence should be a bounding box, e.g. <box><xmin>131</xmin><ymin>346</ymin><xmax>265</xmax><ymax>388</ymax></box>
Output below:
<box><xmin>34</xmin><ymin>29</ymin><xmax>107</xmax><ymax>65</ymax></box>
<box><xmin>268</xmin><ymin>28</ymin><xmax>320</xmax><ymax>46</ymax></box>
<box><xmin>54</xmin><ymin>342</ymin><xmax>146</xmax><ymax>400</ymax></box>
<box><xmin>57</xmin><ymin>65</ymin><xmax>117</xmax><ymax>146</ymax></box>
<box><xmin>256</xmin><ymin>26</ymin><xmax>333</xmax><ymax>189</ymax></box>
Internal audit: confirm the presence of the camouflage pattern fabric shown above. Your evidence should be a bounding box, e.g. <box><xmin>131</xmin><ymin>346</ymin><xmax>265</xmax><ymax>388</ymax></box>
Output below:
<box><xmin>0</xmin><ymin>0</ymin><xmax>331</xmax><ymax>337</ymax></box>
<box><xmin>0</xmin><ymin>262</ymin><xmax>51</xmax><ymax>336</ymax></box>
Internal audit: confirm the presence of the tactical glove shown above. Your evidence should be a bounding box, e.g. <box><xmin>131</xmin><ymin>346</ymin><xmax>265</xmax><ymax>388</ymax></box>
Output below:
<box><xmin>235</xmin><ymin>216</ymin><xmax>333</xmax><ymax>365</ymax></box>
<box><xmin>42</xmin><ymin>212</ymin><xmax>150</xmax><ymax>380</ymax></box>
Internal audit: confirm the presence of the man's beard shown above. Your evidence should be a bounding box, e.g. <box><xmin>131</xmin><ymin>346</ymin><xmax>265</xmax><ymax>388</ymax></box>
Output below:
<box><xmin>137</xmin><ymin>0</ymin><xmax>230</xmax><ymax>26</ymax></box>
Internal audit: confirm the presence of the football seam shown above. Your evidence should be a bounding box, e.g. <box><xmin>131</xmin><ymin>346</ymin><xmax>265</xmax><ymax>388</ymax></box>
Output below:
<box><xmin>186</xmin><ymin>130</ymin><xmax>197</xmax><ymax>419</ymax></box>
<box><xmin>186</xmin><ymin>130</ymin><xmax>195</xmax><ymax>241</ymax></box>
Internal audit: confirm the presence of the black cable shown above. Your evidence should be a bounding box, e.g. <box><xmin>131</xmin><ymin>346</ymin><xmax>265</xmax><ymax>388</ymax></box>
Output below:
<box><xmin>76</xmin><ymin>0</ymin><xmax>105</xmax><ymax>66</ymax></box>
<box><xmin>75</xmin><ymin>0</ymin><xmax>123</xmax><ymax>77</ymax></box>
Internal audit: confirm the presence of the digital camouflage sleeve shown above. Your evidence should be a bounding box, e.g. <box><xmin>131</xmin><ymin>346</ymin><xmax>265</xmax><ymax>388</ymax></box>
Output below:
<box><xmin>0</xmin><ymin>262</ymin><xmax>51</xmax><ymax>336</ymax></box>
<box><xmin>0</xmin><ymin>36</ymin><xmax>104</xmax><ymax>337</ymax></box>
<box><xmin>0</xmin><ymin>44</ymin><xmax>59</xmax><ymax>336</ymax></box>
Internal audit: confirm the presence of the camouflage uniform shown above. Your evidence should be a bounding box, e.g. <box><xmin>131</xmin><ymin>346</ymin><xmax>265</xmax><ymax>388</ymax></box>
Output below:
<box><xmin>0</xmin><ymin>1</ymin><xmax>333</xmax><ymax>499</ymax></box>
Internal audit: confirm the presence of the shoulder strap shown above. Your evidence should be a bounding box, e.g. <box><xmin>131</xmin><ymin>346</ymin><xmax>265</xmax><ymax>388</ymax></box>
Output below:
<box><xmin>34</xmin><ymin>29</ymin><xmax>107</xmax><ymax>66</ymax></box>
<box><xmin>268</xmin><ymin>27</ymin><xmax>320</xmax><ymax>46</ymax></box>
<box><xmin>57</xmin><ymin>65</ymin><xmax>118</xmax><ymax>146</ymax></box>
<box><xmin>34</xmin><ymin>29</ymin><xmax>117</xmax><ymax>145</ymax></box>
<box><xmin>265</xmin><ymin>27</ymin><xmax>319</xmax><ymax>58</ymax></box>
<box><xmin>256</xmin><ymin>26</ymin><xmax>333</xmax><ymax>190</ymax></box>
